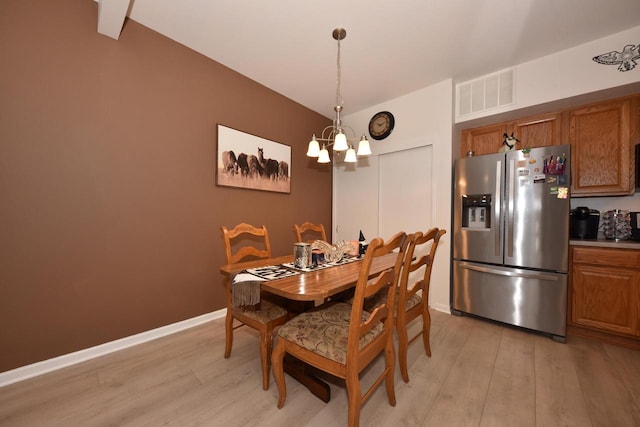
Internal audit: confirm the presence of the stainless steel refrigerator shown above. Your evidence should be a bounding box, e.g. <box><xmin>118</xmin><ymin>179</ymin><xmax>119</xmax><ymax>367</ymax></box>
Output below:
<box><xmin>452</xmin><ymin>144</ymin><xmax>571</xmax><ymax>342</ymax></box>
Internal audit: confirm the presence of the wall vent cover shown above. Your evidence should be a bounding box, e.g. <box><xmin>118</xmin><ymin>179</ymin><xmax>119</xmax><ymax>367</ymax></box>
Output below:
<box><xmin>456</xmin><ymin>68</ymin><xmax>515</xmax><ymax>120</ymax></box>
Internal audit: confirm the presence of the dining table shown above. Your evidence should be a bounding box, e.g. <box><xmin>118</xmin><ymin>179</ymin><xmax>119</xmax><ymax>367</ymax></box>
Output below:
<box><xmin>219</xmin><ymin>252</ymin><xmax>397</xmax><ymax>402</ymax></box>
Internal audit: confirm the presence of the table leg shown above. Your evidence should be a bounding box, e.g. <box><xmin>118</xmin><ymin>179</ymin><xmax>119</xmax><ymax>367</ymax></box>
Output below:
<box><xmin>283</xmin><ymin>355</ymin><xmax>331</xmax><ymax>403</ymax></box>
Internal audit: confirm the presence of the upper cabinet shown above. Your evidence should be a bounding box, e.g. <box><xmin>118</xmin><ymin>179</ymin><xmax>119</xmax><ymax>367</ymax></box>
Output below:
<box><xmin>512</xmin><ymin>113</ymin><xmax>562</xmax><ymax>149</ymax></box>
<box><xmin>460</xmin><ymin>95</ymin><xmax>638</xmax><ymax>196</ymax></box>
<box><xmin>568</xmin><ymin>98</ymin><xmax>635</xmax><ymax>196</ymax></box>
<box><xmin>461</xmin><ymin>113</ymin><xmax>562</xmax><ymax>157</ymax></box>
<box><xmin>461</xmin><ymin>123</ymin><xmax>508</xmax><ymax>156</ymax></box>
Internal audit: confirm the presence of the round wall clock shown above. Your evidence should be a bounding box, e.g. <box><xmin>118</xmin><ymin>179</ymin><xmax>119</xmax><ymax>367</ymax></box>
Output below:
<box><xmin>368</xmin><ymin>111</ymin><xmax>395</xmax><ymax>140</ymax></box>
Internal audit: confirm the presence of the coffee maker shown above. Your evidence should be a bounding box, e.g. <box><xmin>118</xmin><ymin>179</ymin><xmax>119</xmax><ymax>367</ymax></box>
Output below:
<box><xmin>631</xmin><ymin>211</ymin><xmax>640</xmax><ymax>241</ymax></box>
<box><xmin>570</xmin><ymin>206</ymin><xmax>600</xmax><ymax>239</ymax></box>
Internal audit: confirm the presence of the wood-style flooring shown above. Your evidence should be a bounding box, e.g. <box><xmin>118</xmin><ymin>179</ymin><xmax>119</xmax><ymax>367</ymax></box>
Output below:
<box><xmin>1</xmin><ymin>310</ymin><xmax>639</xmax><ymax>426</ymax></box>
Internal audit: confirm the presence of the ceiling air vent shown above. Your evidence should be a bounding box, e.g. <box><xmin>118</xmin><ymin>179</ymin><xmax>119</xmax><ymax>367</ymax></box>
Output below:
<box><xmin>456</xmin><ymin>68</ymin><xmax>515</xmax><ymax>120</ymax></box>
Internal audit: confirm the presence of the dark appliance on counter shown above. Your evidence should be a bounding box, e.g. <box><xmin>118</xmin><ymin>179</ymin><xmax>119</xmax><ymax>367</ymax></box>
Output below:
<box><xmin>631</xmin><ymin>211</ymin><xmax>640</xmax><ymax>241</ymax></box>
<box><xmin>570</xmin><ymin>206</ymin><xmax>600</xmax><ymax>239</ymax></box>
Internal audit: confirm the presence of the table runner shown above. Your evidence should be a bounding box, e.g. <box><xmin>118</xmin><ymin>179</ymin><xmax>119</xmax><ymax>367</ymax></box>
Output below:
<box><xmin>281</xmin><ymin>255</ymin><xmax>361</xmax><ymax>272</ymax></box>
<box><xmin>231</xmin><ymin>257</ymin><xmax>361</xmax><ymax>306</ymax></box>
<box><xmin>232</xmin><ymin>265</ymin><xmax>300</xmax><ymax>307</ymax></box>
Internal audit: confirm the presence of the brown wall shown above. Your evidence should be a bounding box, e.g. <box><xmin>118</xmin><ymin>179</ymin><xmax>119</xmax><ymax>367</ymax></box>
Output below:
<box><xmin>0</xmin><ymin>0</ymin><xmax>332</xmax><ymax>372</ymax></box>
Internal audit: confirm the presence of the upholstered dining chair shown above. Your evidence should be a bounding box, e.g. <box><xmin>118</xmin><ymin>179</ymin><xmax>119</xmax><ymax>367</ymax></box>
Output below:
<box><xmin>220</xmin><ymin>222</ymin><xmax>289</xmax><ymax>390</ymax></box>
<box><xmin>396</xmin><ymin>227</ymin><xmax>446</xmax><ymax>383</ymax></box>
<box><xmin>272</xmin><ymin>232</ymin><xmax>408</xmax><ymax>427</ymax></box>
<box><xmin>293</xmin><ymin>221</ymin><xmax>327</xmax><ymax>243</ymax></box>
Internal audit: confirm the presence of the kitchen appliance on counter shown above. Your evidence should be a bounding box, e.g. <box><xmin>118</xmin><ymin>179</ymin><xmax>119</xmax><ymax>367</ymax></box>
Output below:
<box><xmin>452</xmin><ymin>145</ymin><xmax>571</xmax><ymax>342</ymax></box>
<box><xmin>632</xmin><ymin>212</ymin><xmax>640</xmax><ymax>241</ymax></box>
<box><xmin>603</xmin><ymin>209</ymin><xmax>632</xmax><ymax>240</ymax></box>
<box><xmin>570</xmin><ymin>206</ymin><xmax>600</xmax><ymax>239</ymax></box>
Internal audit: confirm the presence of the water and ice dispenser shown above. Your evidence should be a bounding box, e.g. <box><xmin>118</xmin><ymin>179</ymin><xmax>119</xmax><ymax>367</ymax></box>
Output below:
<box><xmin>461</xmin><ymin>194</ymin><xmax>491</xmax><ymax>229</ymax></box>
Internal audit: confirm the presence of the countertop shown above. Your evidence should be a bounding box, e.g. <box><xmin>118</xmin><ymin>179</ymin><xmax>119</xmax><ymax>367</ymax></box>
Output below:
<box><xmin>570</xmin><ymin>238</ymin><xmax>640</xmax><ymax>250</ymax></box>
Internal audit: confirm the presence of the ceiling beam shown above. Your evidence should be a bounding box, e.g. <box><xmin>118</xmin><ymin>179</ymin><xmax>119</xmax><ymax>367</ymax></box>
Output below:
<box><xmin>97</xmin><ymin>0</ymin><xmax>131</xmax><ymax>40</ymax></box>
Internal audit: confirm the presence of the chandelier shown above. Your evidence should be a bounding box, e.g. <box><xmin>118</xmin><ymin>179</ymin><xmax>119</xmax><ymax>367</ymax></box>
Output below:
<box><xmin>306</xmin><ymin>28</ymin><xmax>372</xmax><ymax>164</ymax></box>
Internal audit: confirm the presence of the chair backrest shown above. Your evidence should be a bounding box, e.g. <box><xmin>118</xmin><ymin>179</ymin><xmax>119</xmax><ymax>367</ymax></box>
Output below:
<box><xmin>294</xmin><ymin>221</ymin><xmax>327</xmax><ymax>243</ymax></box>
<box><xmin>398</xmin><ymin>228</ymin><xmax>446</xmax><ymax>304</ymax></box>
<box><xmin>221</xmin><ymin>223</ymin><xmax>272</xmax><ymax>265</ymax></box>
<box><xmin>348</xmin><ymin>231</ymin><xmax>408</xmax><ymax>355</ymax></box>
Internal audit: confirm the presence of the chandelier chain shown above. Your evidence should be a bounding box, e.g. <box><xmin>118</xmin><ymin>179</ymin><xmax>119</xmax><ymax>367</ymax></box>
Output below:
<box><xmin>336</xmin><ymin>37</ymin><xmax>343</xmax><ymax>108</ymax></box>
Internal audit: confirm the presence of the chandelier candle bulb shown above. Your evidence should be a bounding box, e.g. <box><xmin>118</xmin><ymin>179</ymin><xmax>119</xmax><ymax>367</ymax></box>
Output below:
<box><xmin>318</xmin><ymin>146</ymin><xmax>331</xmax><ymax>163</ymax></box>
<box><xmin>333</xmin><ymin>131</ymin><xmax>348</xmax><ymax>151</ymax></box>
<box><xmin>344</xmin><ymin>147</ymin><xmax>357</xmax><ymax>163</ymax></box>
<box><xmin>307</xmin><ymin>136</ymin><xmax>320</xmax><ymax>157</ymax></box>
<box><xmin>357</xmin><ymin>136</ymin><xmax>371</xmax><ymax>156</ymax></box>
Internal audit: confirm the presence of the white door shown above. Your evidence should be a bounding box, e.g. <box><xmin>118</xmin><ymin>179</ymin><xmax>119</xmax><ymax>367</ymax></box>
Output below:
<box><xmin>333</xmin><ymin>145</ymin><xmax>433</xmax><ymax>244</ymax></box>
<box><xmin>379</xmin><ymin>145</ymin><xmax>433</xmax><ymax>240</ymax></box>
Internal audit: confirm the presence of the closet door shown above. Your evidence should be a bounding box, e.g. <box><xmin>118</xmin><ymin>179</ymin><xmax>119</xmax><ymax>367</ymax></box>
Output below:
<box><xmin>333</xmin><ymin>156</ymin><xmax>379</xmax><ymax>243</ymax></box>
<box><xmin>379</xmin><ymin>145</ymin><xmax>433</xmax><ymax>240</ymax></box>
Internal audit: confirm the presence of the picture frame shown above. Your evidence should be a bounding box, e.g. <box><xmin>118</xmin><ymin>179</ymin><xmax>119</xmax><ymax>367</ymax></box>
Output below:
<box><xmin>216</xmin><ymin>124</ymin><xmax>291</xmax><ymax>194</ymax></box>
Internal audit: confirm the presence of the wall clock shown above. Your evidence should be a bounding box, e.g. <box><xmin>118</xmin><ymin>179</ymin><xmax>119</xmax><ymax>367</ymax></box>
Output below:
<box><xmin>368</xmin><ymin>111</ymin><xmax>395</xmax><ymax>140</ymax></box>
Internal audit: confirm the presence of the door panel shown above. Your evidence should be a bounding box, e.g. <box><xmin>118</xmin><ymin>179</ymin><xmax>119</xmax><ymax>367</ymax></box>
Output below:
<box><xmin>504</xmin><ymin>145</ymin><xmax>570</xmax><ymax>272</ymax></box>
<box><xmin>453</xmin><ymin>152</ymin><xmax>503</xmax><ymax>265</ymax></box>
<box><xmin>453</xmin><ymin>261</ymin><xmax>567</xmax><ymax>337</ymax></box>
<box><xmin>379</xmin><ymin>146</ymin><xmax>432</xmax><ymax>241</ymax></box>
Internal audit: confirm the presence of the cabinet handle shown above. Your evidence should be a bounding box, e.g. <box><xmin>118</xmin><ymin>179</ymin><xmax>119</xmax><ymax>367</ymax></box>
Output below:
<box><xmin>460</xmin><ymin>263</ymin><xmax>559</xmax><ymax>281</ymax></box>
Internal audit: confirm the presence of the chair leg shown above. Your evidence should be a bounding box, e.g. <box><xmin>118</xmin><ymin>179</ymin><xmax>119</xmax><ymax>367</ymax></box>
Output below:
<box><xmin>224</xmin><ymin>311</ymin><xmax>234</xmax><ymax>358</ymax></box>
<box><xmin>345</xmin><ymin>370</ymin><xmax>362</xmax><ymax>427</ymax></box>
<box><xmin>260</xmin><ymin>326</ymin><xmax>272</xmax><ymax>390</ymax></box>
<box><xmin>271</xmin><ymin>339</ymin><xmax>287</xmax><ymax>409</ymax></box>
<box><xmin>384</xmin><ymin>338</ymin><xmax>396</xmax><ymax>406</ymax></box>
<box><xmin>396</xmin><ymin>316</ymin><xmax>410</xmax><ymax>383</ymax></box>
<box><xmin>422</xmin><ymin>306</ymin><xmax>432</xmax><ymax>357</ymax></box>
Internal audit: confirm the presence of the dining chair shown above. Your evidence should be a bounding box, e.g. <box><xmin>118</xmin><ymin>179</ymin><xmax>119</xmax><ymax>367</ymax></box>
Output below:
<box><xmin>272</xmin><ymin>232</ymin><xmax>408</xmax><ymax>427</ymax></box>
<box><xmin>293</xmin><ymin>221</ymin><xmax>327</xmax><ymax>243</ymax></box>
<box><xmin>220</xmin><ymin>222</ymin><xmax>289</xmax><ymax>390</ymax></box>
<box><xmin>396</xmin><ymin>227</ymin><xmax>446</xmax><ymax>383</ymax></box>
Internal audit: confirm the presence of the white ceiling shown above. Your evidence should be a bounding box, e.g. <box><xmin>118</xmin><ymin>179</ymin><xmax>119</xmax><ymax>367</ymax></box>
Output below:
<box><xmin>97</xmin><ymin>0</ymin><xmax>640</xmax><ymax>118</ymax></box>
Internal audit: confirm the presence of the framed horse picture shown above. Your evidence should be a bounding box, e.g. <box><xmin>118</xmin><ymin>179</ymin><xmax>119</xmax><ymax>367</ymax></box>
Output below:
<box><xmin>216</xmin><ymin>124</ymin><xmax>291</xmax><ymax>194</ymax></box>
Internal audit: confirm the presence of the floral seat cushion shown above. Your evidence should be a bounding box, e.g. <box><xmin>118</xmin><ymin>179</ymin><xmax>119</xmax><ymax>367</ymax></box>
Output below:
<box><xmin>277</xmin><ymin>302</ymin><xmax>384</xmax><ymax>364</ymax></box>
<box><xmin>361</xmin><ymin>289</ymin><xmax>422</xmax><ymax>315</ymax></box>
<box><xmin>404</xmin><ymin>289</ymin><xmax>422</xmax><ymax>311</ymax></box>
<box><xmin>238</xmin><ymin>299</ymin><xmax>288</xmax><ymax>323</ymax></box>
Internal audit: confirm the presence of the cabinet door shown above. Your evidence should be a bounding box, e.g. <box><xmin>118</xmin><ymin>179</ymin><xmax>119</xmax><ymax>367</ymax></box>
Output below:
<box><xmin>461</xmin><ymin>123</ymin><xmax>508</xmax><ymax>157</ymax></box>
<box><xmin>569</xmin><ymin>98</ymin><xmax>633</xmax><ymax>196</ymax></box>
<box><xmin>512</xmin><ymin>113</ymin><xmax>562</xmax><ymax>149</ymax></box>
<box><xmin>571</xmin><ymin>263</ymin><xmax>640</xmax><ymax>336</ymax></box>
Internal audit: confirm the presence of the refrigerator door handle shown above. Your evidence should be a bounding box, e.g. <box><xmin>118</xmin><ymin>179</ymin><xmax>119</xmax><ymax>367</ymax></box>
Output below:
<box><xmin>459</xmin><ymin>263</ymin><xmax>560</xmax><ymax>281</ymax></box>
<box><xmin>495</xmin><ymin>160</ymin><xmax>502</xmax><ymax>257</ymax></box>
<box><xmin>507</xmin><ymin>159</ymin><xmax>515</xmax><ymax>258</ymax></box>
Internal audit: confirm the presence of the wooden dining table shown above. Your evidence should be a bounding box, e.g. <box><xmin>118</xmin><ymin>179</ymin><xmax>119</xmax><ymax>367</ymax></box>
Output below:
<box><xmin>219</xmin><ymin>252</ymin><xmax>397</xmax><ymax>402</ymax></box>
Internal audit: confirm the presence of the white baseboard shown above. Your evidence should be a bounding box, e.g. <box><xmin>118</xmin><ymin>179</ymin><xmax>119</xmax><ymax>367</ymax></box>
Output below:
<box><xmin>432</xmin><ymin>302</ymin><xmax>452</xmax><ymax>314</ymax></box>
<box><xmin>0</xmin><ymin>309</ymin><xmax>227</xmax><ymax>388</ymax></box>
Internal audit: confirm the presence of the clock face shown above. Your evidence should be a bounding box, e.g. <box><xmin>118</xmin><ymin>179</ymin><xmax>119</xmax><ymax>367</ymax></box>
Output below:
<box><xmin>368</xmin><ymin>111</ymin><xmax>395</xmax><ymax>140</ymax></box>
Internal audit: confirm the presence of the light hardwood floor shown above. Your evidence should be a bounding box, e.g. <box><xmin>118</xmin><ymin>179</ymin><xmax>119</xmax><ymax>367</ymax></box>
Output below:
<box><xmin>1</xmin><ymin>310</ymin><xmax>640</xmax><ymax>426</ymax></box>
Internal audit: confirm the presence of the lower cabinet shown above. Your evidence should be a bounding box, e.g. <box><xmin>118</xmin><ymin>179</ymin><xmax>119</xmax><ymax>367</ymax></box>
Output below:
<box><xmin>569</xmin><ymin>246</ymin><xmax>640</xmax><ymax>349</ymax></box>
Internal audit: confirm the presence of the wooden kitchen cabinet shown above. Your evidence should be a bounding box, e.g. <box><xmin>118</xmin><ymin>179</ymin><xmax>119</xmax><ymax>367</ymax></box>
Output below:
<box><xmin>569</xmin><ymin>246</ymin><xmax>640</xmax><ymax>349</ymax></box>
<box><xmin>460</xmin><ymin>112</ymin><xmax>562</xmax><ymax>157</ymax></box>
<box><xmin>569</xmin><ymin>98</ymin><xmax>635</xmax><ymax>196</ymax></box>
<box><xmin>460</xmin><ymin>95</ymin><xmax>638</xmax><ymax>196</ymax></box>
<box><xmin>461</xmin><ymin>123</ymin><xmax>508</xmax><ymax>156</ymax></box>
<box><xmin>512</xmin><ymin>112</ymin><xmax>562</xmax><ymax>149</ymax></box>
